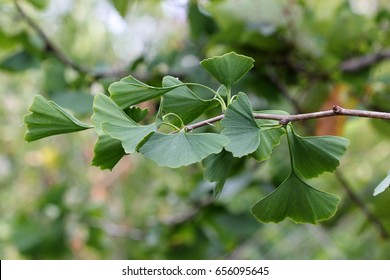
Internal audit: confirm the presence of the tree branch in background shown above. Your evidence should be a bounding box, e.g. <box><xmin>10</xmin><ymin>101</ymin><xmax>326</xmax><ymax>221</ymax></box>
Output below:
<box><xmin>340</xmin><ymin>49</ymin><xmax>390</xmax><ymax>72</ymax></box>
<box><xmin>162</xmin><ymin>198</ymin><xmax>214</xmax><ymax>226</ymax></box>
<box><xmin>335</xmin><ymin>171</ymin><xmax>389</xmax><ymax>239</ymax></box>
<box><xmin>265</xmin><ymin>66</ymin><xmax>304</xmax><ymax>114</ymax></box>
<box><xmin>14</xmin><ymin>0</ymin><xmax>130</xmax><ymax>79</ymax></box>
<box><xmin>15</xmin><ymin>0</ymin><xmax>390</xmax><ymax>80</ymax></box>
<box><xmin>14</xmin><ymin>0</ymin><xmax>90</xmax><ymax>74</ymax></box>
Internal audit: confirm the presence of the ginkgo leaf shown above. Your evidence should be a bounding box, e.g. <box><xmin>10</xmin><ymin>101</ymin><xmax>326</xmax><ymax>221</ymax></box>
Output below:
<box><xmin>221</xmin><ymin>92</ymin><xmax>261</xmax><ymax>157</ymax></box>
<box><xmin>251</xmin><ymin>128</ymin><xmax>285</xmax><ymax>162</ymax></box>
<box><xmin>251</xmin><ymin>111</ymin><xmax>287</xmax><ymax>162</ymax></box>
<box><xmin>161</xmin><ymin>76</ymin><xmax>219</xmax><ymax>125</ymax></box>
<box><xmin>202</xmin><ymin>149</ymin><xmax>234</xmax><ymax>196</ymax></box>
<box><xmin>200</xmin><ymin>52</ymin><xmax>254</xmax><ymax>88</ymax></box>
<box><xmin>102</xmin><ymin>123</ymin><xmax>155</xmax><ymax>154</ymax></box>
<box><xmin>24</xmin><ymin>95</ymin><xmax>93</xmax><ymax>142</ymax></box>
<box><xmin>108</xmin><ymin>75</ymin><xmax>176</xmax><ymax>109</ymax></box>
<box><xmin>288</xmin><ymin>127</ymin><xmax>349</xmax><ymax>179</ymax></box>
<box><xmin>140</xmin><ymin>131</ymin><xmax>228</xmax><ymax>168</ymax></box>
<box><xmin>251</xmin><ymin>172</ymin><xmax>340</xmax><ymax>224</ymax></box>
<box><xmin>92</xmin><ymin>93</ymin><xmax>156</xmax><ymax>156</ymax></box>
<box><xmin>91</xmin><ymin>93</ymin><xmax>137</xmax><ymax>134</ymax></box>
<box><xmin>92</xmin><ymin>134</ymin><xmax>126</xmax><ymax>170</ymax></box>
<box><xmin>373</xmin><ymin>171</ymin><xmax>390</xmax><ymax>196</ymax></box>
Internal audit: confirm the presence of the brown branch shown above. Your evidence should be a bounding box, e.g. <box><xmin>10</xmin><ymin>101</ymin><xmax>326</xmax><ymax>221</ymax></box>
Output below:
<box><xmin>335</xmin><ymin>171</ymin><xmax>389</xmax><ymax>239</ymax></box>
<box><xmin>185</xmin><ymin>105</ymin><xmax>390</xmax><ymax>131</ymax></box>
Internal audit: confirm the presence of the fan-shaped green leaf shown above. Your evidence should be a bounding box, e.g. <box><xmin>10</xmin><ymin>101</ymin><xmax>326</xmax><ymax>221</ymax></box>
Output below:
<box><xmin>108</xmin><ymin>75</ymin><xmax>176</xmax><ymax>109</ymax></box>
<box><xmin>102</xmin><ymin>123</ymin><xmax>156</xmax><ymax>154</ymax></box>
<box><xmin>92</xmin><ymin>134</ymin><xmax>126</xmax><ymax>170</ymax></box>
<box><xmin>24</xmin><ymin>95</ymin><xmax>93</xmax><ymax>142</ymax></box>
<box><xmin>200</xmin><ymin>52</ymin><xmax>254</xmax><ymax>88</ymax></box>
<box><xmin>140</xmin><ymin>131</ymin><xmax>228</xmax><ymax>168</ymax></box>
<box><xmin>91</xmin><ymin>93</ymin><xmax>137</xmax><ymax>135</ymax></box>
<box><xmin>373</xmin><ymin>171</ymin><xmax>390</xmax><ymax>196</ymax></box>
<box><xmin>289</xmin><ymin>128</ymin><xmax>349</xmax><ymax>178</ymax></box>
<box><xmin>221</xmin><ymin>92</ymin><xmax>260</xmax><ymax>157</ymax></box>
<box><xmin>251</xmin><ymin>111</ymin><xmax>287</xmax><ymax>162</ymax></box>
<box><xmin>202</xmin><ymin>149</ymin><xmax>234</xmax><ymax>196</ymax></box>
<box><xmin>161</xmin><ymin>76</ymin><xmax>219</xmax><ymax>125</ymax></box>
<box><xmin>251</xmin><ymin>172</ymin><xmax>340</xmax><ymax>224</ymax></box>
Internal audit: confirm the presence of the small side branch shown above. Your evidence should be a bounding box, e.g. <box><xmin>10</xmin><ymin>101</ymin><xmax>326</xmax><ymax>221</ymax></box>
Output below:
<box><xmin>185</xmin><ymin>106</ymin><xmax>390</xmax><ymax>131</ymax></box>
<box><xmin>185</xmin><ymin>115</ymin><xmax>224</xmax><ymax>131</ymax></box>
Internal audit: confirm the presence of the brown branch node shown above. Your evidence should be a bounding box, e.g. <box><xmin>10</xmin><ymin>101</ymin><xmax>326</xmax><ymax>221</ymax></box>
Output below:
<box><xmin>332</xmin><ymin>105</ymin><xmax>343</xmax><ymax>114</ymax></box>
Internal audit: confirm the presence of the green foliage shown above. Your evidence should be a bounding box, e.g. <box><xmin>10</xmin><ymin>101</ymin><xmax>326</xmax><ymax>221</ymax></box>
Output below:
<box><xmin>140</xmin><ymin>131</ymin><xmax>228</xmax><ymax>168</ymax></box>
<box><xmin>109</xmin><ymin>0</ymin><xmax>131</xmax><ymax>17</ymax></box>
<box><xmin>24</xmin><ymin>95</ymin><xmax>93</xmax><ymax>141</ymax></box>
<box><xmin>251</xmin><ymin>112</ymin><xmax>286</xmax><ymax>162</ymax></box>
<box><xmin>92</xmin><ymin>93</ymin><xmax>156</xmax><ymax>154</ymax></box>
<box><xmin>108</xmin><ymin>75</ymin><xmax>177</xmax><ymax>109</ymax></box>
<box><xmin>288</xmin><ymin>127</ymin><xmax>350</xmax><ymax>179</ymax></box>
<box><xmin>23</xmin><ymin>52</ymin><xmax>355</xmax><ymax>224</ymax></box>
<box><xmin>161</xmin><ymin>76</ymin><xmax>219</xmax><ymax>125</ymax></box>
<box><xmin>2</xmin><ymin>0</ymin><xmax>390</xmax><ymax>260</ymax></box>
<box><xmin>200</xmin><ymin>52</ymin><xmax>254</xmax><ymax>89</ymax></box>
<box><xmin>251</xmin><ymin>124</ymin><xmax>346</xmax><ymax>224</ymax></box>
<box><xmin>202</xmin><ymin>150</ymin><xmax>234</xmax><ymax>197</ymax></box>
<box><xmin>0</xmin><ymin>50</ymin><xmax>40</xmax><ymax>72</ymax></box>
<box><xmin>221</xmin><ymin>92</ymin><xmax>262</xmax><ymax>157</ymax></box>
<box><xmin>221</xmin><ymin>93</ymin><xmax>286</xmax><ymax>158</ymax></box>
<box><xmin>252</xmin><ymin>172</ymin><xmax>340</xmax><ymax>224</ymax></box>
<box><xmin>92</xmin><ymin>134</ymin><xmax>126</xmax><ymax>170</ymax></box>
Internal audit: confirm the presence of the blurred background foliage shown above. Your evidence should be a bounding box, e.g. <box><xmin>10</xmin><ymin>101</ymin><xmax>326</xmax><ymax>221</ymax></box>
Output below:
<box><xmin>1</xmin><ymin>0</ymin><xmax>390</xmax><ymax>259</ymax></box>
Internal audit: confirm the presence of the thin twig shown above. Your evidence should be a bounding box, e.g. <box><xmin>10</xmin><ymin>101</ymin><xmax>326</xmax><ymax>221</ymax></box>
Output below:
<box><xmin>185</xmin><ymin>105</ymin><xmax>390</xmax><ymax>131</ymax></box>
<box><xmin>335</xmin><ymin>171</ymin><xmax>389</xmax><ymax>239</ymax></box>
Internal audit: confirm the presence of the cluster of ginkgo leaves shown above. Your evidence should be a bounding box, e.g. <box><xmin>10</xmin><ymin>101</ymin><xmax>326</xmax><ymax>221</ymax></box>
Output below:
<box><xmin>24</xmin><ymin>52</ymin><xmax>353</xmax><ymax>224</ymax></box>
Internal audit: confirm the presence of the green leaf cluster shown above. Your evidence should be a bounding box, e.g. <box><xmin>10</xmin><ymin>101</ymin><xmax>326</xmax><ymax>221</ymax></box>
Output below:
<box><xmin>24</xmin><ymin>52</ymin><xmax>350</xmax><ymax>224</ymax></box>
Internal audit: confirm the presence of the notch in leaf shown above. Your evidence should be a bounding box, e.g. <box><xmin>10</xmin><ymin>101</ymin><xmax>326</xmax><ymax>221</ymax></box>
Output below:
<box><xmin>92</xmin><ymin>134</ymin><xmax>126</xmax><ymax>171</ymax></box>
<box><xmin>24</xmin><ymin>95</ymin><xmax>93</xmax><ymax>142</ymax></box>
<box><xmin>251</xmin><ymin>172</ymin><xmax>340</xmax><ymax>224</ymax></box>
<box><xmin>200</xmin><ymin>52</ymin><xmax>254</xmax><ymax>88</ymax></box>
<box><xmin>202</xmin><ymin>150</ymin><xmax>235</xmax><ymax>196</ymax></box>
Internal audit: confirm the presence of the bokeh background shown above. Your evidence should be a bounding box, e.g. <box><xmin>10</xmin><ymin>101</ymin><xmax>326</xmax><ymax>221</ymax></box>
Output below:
<box><xmin>1</xmin><ymin>0</ymin><xmax>390</xmax><ymax>259</ymax></box>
